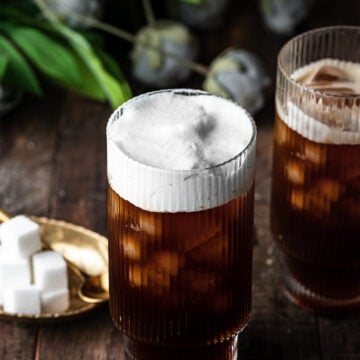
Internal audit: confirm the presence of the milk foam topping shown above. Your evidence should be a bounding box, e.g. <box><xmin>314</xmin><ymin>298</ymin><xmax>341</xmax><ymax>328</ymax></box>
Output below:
<box><xmin>107</xmin><ymin>89</ymin><xmax>256</xmax><ymax>212</ymax></box>
<box><xmin>278</xmin><ymin>59</ymin><xmax>360</xmax><ymax>145</ymax></box>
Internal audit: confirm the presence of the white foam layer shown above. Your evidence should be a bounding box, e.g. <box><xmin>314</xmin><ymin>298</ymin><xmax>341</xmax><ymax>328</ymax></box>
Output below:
<box><xmin>107</xmin><ymin>89</ymin><xmax>256</xmax><ymax>212</ymax></box>
<box><xmin>278</xmin><ymin>59</ymin><xmax>360</xmax><ymax>145</ymax></box>
<box><xmin>280</xmin><ymin>101</ymin><xmax>360</xmax><ymax>144</ymax></box>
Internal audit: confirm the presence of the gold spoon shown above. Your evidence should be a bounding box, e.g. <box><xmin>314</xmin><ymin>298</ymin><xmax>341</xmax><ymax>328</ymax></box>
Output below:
<box><xmin>0</xmin><ymin>209</ymin><xmax>109</xmax><ymax>304</ymax></box>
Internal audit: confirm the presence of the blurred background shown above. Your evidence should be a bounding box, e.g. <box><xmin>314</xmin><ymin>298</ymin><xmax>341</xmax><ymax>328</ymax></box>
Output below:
<box><xmin>106</xmin><ymin>0</ymin><xmax>360</xmax><ymax>120</ymax></box>
<box><xmin>1</xmin><ymin>0</ymin><xmax>360</xmax><ymax>121</ymax></box>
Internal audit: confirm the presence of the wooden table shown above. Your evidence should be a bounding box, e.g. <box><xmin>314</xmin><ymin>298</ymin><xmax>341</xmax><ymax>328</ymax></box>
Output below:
<box><xmin>0</xmin><ymin>1</ymin><xmax>359</xmax><ymax>359</ymax></box>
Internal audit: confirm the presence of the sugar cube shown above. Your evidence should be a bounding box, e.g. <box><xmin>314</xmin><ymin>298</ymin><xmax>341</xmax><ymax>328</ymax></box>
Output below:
<box><xmin>3</xmin><ymin>285</ymin><xmax>41</xmax><ymax>314</ymax></box>
<box><xmin>41</xmin><ymin>288</ymin><xmax>69</xmax><ymax>313</ymax></box>
<box><xmin>0</xmin><ymin>255</ymin><xmax>31</xmax><ymax>291</ymax></box>
<box><xmin>33</xmin><ymin>251</ymin><xmax>68</xmax><ymax>292</ymax></box>
<box><xmin>0</xmin><ymin>216</ymin><xmax>71</xmax><ymax>315</ymax></box>
<box><xmin>0</xmin><ymin>215</ymin><xmax>41</xmax><ymax>258</ymax></box>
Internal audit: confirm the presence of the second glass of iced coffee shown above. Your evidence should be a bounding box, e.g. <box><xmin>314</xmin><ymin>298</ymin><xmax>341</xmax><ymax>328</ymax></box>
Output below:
<box><xmin>271</xmin><ymin>26</ymin><xmax>360</xmax><ymax>315</ymax></box>
<box><xmin>107</xmin><ymin>89</ymin><xmax>256</xmax><ymax>358</ymax></box>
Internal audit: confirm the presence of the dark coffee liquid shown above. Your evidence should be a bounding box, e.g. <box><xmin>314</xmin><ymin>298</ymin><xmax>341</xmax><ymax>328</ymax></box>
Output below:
<box><xmin>108</xmin><ymin>183</ymin><xmax>254</xmax><ymax>347</ymax></box>
<box><xmin>271</xmin><ymin>112</ymin><xmax>360</xmax><ymax>311</ymax></box>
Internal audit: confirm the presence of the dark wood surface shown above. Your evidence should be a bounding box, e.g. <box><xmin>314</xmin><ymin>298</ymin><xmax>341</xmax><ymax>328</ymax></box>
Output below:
<box><xmin>1</xmin><ymin>1</ymin><xmax>359</xmax><ymax>359</ymax></box>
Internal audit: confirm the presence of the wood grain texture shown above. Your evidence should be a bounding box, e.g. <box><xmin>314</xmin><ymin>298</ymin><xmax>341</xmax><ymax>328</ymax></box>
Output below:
<box><xmin>36</xmin><ymin>309</ymin><xmax>124</xmax><ymax>360</ymax></box>
<box><xmin>47</xmin><ymin>94</ymin><xmax>111</xmax><ymax>234</ymax></box>
<box><xmin>0</xmin><ymin>89</ymin><xmax>63</xmax><ymax>217</ymax></box>
<box><xmin>0</xmin><ymin>320</ymin><xmax>37</xmax><ymax>360</ymax></box>
<box><xmin>319</xmin><ymin>318</ymin><xmax>360</xmax><ymax>360</ymax></box>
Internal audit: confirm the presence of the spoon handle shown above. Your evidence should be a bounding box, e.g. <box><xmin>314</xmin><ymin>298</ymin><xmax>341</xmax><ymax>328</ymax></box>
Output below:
<box><xmin>0</xmin><ymin>209</ymin><xmax>11</xmax><ymax>223</ymax></box>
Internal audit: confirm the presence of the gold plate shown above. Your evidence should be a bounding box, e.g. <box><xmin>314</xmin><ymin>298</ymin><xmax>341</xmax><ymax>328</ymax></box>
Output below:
<box><xmin>0</xmin><ymin>216</ymin><xmax>108</xmax><ymax>323</ymax></box>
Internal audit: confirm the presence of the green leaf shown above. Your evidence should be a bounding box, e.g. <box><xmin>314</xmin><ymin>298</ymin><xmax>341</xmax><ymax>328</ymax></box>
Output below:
<box><xmin>66</xmin><ymin>48</ymin><xmax>105</xmax><ymax>101</ymax></box>
<box><xmin>94</xmin><ymin>47</ymin><xmax>132</xmax><ymax>99</ymax></box>
<box><xmin>3</xmin><ymin>25</ymin><xmax>82</xmax><ymax>88</ymax></box>
<box><xmin>52</xmin><ymin>22</ymin><xmax>131</xmax><ymax>108</ymax></box>
<box><xmin>0</xmin><ymin>4</ymin><xmax>131</xmax><ymax>107</ymax></box>
<box><xmin>0</xmin><ymin>35</ymin><xmax>42</xmax><ymax>95</ymax></box>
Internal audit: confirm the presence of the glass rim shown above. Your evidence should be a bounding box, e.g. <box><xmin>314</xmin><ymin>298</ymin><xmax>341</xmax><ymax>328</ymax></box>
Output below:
<box><xmin>106</xmin><ymin>88</ymin><xmax>257</xmax><ymax>176</ymax></box>
<box><xmin>277</xmin><ymin>25</ymin><xmax>360</xmax><ymax>100</ymax></box>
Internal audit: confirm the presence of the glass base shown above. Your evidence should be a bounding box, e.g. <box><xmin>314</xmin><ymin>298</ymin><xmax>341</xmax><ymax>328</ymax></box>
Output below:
<box><xmin>281</xmin><ymin>265</ymin><xmax>360</xmax><ymax>317</ymax></box>
<box><xmin>123</xmin><ymin>334</ymin><xmax>239</xmax><ymax>360</ymax></box>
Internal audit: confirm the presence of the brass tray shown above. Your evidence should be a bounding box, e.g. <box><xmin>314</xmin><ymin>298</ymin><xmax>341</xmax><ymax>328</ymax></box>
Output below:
<box><xmin>0</xmin><ymin>216</ymin><xmax>108</xmax><ymax>323</ymax></box>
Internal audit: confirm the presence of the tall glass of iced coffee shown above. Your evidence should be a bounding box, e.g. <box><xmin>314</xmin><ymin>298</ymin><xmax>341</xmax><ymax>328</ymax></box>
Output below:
<box><xmin>106</xmin><ymin>89</ymin><xmax>256</xmax><ymax>357</ymax></box>
<box><xmin>271</xmin><ymin>26</ymin><xmax>360</xmax><ymax>315</ymax></box>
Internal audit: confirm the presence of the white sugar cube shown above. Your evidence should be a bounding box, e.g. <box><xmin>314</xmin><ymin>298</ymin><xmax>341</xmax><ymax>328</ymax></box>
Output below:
<box><xmin>3</xmin><ymin>285</ymin><xmax>41</xmax><ymax>314</ymax></box>
<box><xmin>33</xmin><ymin>251</ymin><xmax>67</xmax><ymax>292</ymax></box>
<box><xmin>0</xmin><ymin>255</ymin><xmax>31</xmax><ymax>291</ymax></box>
<box><xmin>0</xmin><ymin>215</ymin><xmax>41</xmax><ymax>258</ymax></box>
<box><xmin>41</xmin><ymin>288</ymin><xmax>69</xmax><ymax>313</ymax></box>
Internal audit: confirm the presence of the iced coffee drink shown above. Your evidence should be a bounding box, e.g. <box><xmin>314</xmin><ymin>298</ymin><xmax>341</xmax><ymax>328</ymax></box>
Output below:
<box><xmin>106</xmin><ymin>89</ymin><xmax>256</xmax><ymax>353</ymax></box>
<box><xmin>271</xmin><ymin>27</ymin><xmax>360</xmax><ymax>315</ymax></box>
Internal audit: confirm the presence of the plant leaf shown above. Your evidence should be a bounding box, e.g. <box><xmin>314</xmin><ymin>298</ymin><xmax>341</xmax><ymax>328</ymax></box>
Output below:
<box><xmin>94</xmin><ymin>47</ymin><xmax>132</xmax><ymax>99</ymax></box>
<box><xmin>0</xmin><ymin>4</ymin><xmax>131</xmax><ymax>107</ymax></box>
<box><xmin>50</xmin><ymin>22</ymin><xmax>131</xmax><ymax>108</ymax></box>
<box><xmin>0</xmin><ymin>35</ymin><xmax>42</xmax><ymax>95</ymax></box>
<box><xmin>3</xmin><ymin>25</ymin><xmax>81</xmax><ymax>88</ymax></box>
<box><xmin>66</xmin><ymin>48</ymin><xmax>105</xmax><ymax>101</ymax></box>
